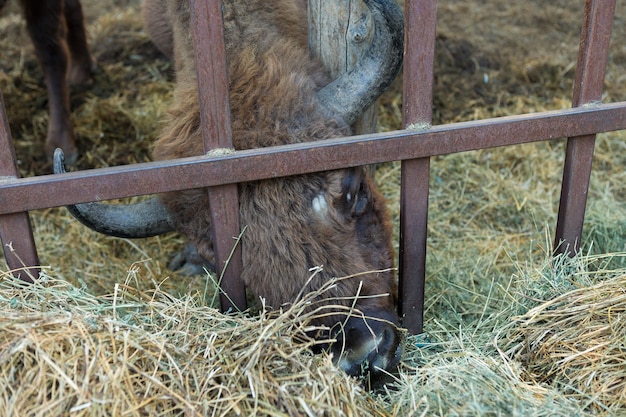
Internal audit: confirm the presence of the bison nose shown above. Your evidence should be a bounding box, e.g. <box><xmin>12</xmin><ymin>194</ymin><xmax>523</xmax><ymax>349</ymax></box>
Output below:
<box><xmin>330</xmin><ymin>311</ymin><xmax>403</xmax><ymax>377</ymax></box>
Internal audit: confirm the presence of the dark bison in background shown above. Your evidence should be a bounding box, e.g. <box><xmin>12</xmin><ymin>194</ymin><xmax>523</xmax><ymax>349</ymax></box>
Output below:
<box><xmin>1</xmin><ymin>0</ymin><xmax>94</xmax><ymax>164</ymax></box>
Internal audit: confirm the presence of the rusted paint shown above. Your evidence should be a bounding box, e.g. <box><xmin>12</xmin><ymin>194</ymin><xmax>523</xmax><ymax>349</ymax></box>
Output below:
<box><xmin>189</xmin><ymin>0</ymin><xmax>246</xmax><ymax>312</ymax></box>
<box><xmin>554</xmin><ymin>0</ymin><xmax>617</xmax><ymax>256</ymax></box>
<box><xmin>401</xmin><ymin>0</ymin><xmax>437</xmax><ymax>125</ymax></box>
<box><xmin>398</xmin><ymin>0</ymin><xmax>438</xmax><ymax>334</ymax></box>
<box><xmin>0</xmin><ymin>90</ymin><xmax>39</xmax><ymax>282</ymax></box>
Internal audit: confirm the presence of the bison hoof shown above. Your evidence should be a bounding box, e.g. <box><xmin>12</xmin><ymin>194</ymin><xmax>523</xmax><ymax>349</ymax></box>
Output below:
<box><xmin>168</xmin><ymin>241</ymin><xmax>215</xmax><ymax>276</ymax></box>
<box><xmin>68</xmin><ymin>58</ymin><xmax>97</xmax><ymax>87</ymax></box>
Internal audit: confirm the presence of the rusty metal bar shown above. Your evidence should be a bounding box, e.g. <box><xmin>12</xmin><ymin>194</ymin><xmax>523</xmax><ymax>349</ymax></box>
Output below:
<box><xmin>554</xmin><ymin>0</ymin><xmax>616</xmax><ymax>256</ymax></box>
<box><xmin>189</xmin><ymin>0</ymin><xmax>246</xmax><ymax>312</ymax></box>
<box><xmin>0</xmin><ymin>90</ymin><xmax>39</xmax><ymax>282</ymax></box>
<box><xmin>398</xmin><ymin>0</ymin><xmax>437</xmax><ymax>334</ymax></box>
<box><xmin>1</xmin><ymin>102</ymin><xmax>625</xmax><ymax>216</ymax></box>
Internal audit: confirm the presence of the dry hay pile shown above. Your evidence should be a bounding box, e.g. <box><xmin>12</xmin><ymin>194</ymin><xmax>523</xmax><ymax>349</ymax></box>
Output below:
<box><xmin>0</xmin><ymin>269</ymin><xmax>387</xmax><ymax>416</ymax></box>
<box><xmin>501</xmin><ymin>274</ymin><xmax>626</xmax><ymax>413</ymax></box>
<box><xmin>2</xmin><ymin>254</ymin><xmax>626</xmax><ymax>416</ymax></box>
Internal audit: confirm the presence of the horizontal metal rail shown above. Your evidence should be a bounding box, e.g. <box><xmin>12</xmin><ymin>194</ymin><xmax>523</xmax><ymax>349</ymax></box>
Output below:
<box><xmin>1</xmin><ymin>102</ymin><xmax>625</xmax><ymax>216</ymax></box>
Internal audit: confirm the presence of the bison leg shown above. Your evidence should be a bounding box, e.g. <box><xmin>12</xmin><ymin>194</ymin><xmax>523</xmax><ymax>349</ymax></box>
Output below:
<box><xmin>63</xmin><ymin>0</ymin><xmax>94</xmax><ymax>86</ymax></box>
<box><xmin>21</xmin><ymin>0</ymin><xmax>92</xmax><ymax>164</ymax></box>
<box><xmin>141</xmin><ymin>0</ymin><xmax>175</xmax><ymax>60</ymax></box>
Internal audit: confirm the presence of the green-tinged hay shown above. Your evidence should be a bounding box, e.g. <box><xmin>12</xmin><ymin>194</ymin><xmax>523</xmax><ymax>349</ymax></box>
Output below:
<box><xmin>500</xmin><ymin>273</ymin><xmax>626</xmax><ymax>414</ymax></box>
<box><xmin>380</xmin><ymin>349</ymin><xmax>584</xmax><ymax>417</ymax></box>
<box><xmin>0</xmin><ymin>271</ymin><xmax>389</xmax><ymax>417</ymax></box>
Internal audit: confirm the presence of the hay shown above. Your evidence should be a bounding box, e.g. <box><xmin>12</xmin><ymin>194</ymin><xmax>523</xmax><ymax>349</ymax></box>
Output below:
<box><xmin>500</xmin><ymin>273</ymin><xmax>626</xmax><ymax>413</ymax></box>
<box><xmin>380</xmin><ymin>350</ymin><xmax>584</xmax><ymax>417</ymax></box>
<box><xmin>6</xmin><ymin>254</ymin><xmax>624</xmax><ymax>416</ymax></box>
<box><xmin>374</xmin><ymin>252</ymin><xmax>626</xmax><ymax>416</ymax></box>
<box><xmin>0</xmin><ymin>268</ymin><xmax>389</xmax><ymax>416</ymax></box>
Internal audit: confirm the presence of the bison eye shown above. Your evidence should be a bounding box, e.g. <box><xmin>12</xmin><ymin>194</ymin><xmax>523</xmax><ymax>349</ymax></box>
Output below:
<box><xmin>353</xmin><ymin>186</ymin><xmax>368</xmax><ymax>216</ymax></box>
<box><xmin>342</xmin><ymin>169</ymin><xmax>369</xmax><ymax>217</ymax></box>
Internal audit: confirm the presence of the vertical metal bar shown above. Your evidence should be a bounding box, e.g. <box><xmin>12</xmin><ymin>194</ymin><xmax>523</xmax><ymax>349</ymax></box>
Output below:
<box><xmin>554</xmin><ymin>0</ymin><xmax>616</xmax><ymax>256</ymax></box>
<box><xmin>189</xmin><ymin>0</ymin><xmax>246</xmax><ymax>312</ymax></box>
<box><xmin>398</xmin><ymin>0</ymin><xmax>437</xmax><ymax>334</ymax></box>
<box><xmin>0</xmin><ymin>90</ymin><xmax>39</xmax><ymax>282</ymax></box>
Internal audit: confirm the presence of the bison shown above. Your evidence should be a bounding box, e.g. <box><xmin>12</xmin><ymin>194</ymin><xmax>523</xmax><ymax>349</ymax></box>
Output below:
<box><xmin>1</xmin><ymin>0</ymin><xmax>93</xmax><ymax>164</ymax></box>
<box><xmin>54</xmin><ymin>0</ymin><xmax>404</xmax><ymax>377</ymax></box>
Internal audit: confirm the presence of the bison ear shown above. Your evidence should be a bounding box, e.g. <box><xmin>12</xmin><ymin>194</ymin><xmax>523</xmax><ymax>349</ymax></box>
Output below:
<box><xmin>341</xmin><ymin>168</ymin><xmax>370</xmax><ymax>217</ymax></box>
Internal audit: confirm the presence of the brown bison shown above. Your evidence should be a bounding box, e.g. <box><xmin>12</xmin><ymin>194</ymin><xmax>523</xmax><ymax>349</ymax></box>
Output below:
<box><xmin>1</xmin><ymin>0</ymin><xmax>93</xmax><ymax>164</ymax></box>
<box><xmin>54</xmin><ymin>0</ymin><xmax>404</xmax><ymax>377</ymax></box>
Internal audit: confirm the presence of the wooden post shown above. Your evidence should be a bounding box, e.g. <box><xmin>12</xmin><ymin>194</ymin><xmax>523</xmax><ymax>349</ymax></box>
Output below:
<box><xmin>308</xmin><ymin>0</ymin><xmax>378</xmax><ymax>171</ymax></box>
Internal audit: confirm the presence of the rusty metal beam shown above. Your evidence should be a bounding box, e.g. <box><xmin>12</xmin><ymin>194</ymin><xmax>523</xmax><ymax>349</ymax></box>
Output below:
<box><xmin>0</xmin><ymin>90</ymin><xmax>39</xmax><ymax>282</ymax></box>
<box><xmin>554</xmin><ymin>0</ymin><xmax>617</xmax><ymax>256</ymax></box>
<box><xmin>189</xmin><ymin>0</ymin><xmax>246</xmax><ymax>312</ymax></box>
<box><xmin>398</xmin><ymin>0</ymin><xmax>437</xmax><ymax>334</ymax></box>
<box><xmin>0</xmin><ymin>102</ymin><xmax>625</xmax><ymax>216</ymax></box>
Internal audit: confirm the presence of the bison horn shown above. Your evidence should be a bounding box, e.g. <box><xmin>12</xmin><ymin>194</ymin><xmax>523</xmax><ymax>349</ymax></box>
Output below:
<box><xmin>53</xmin><ymin>148</ymin><xmax>175</xmax><ymax>238</ymax></box>
<box><xmin>316</xmin><ymin>0</ymin><xmax>404</xmax><ymax>126</ymax></box>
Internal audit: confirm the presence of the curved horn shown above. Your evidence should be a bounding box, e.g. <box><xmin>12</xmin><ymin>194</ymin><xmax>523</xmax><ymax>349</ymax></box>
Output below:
<box><xmin>316</xmin><ymin>0</ymin><xmax>404</xmax><ymax>126</ymax></box>
<box><xmin>53</xmin><ymin>149</ymin><xmax>175</xmax><ymax>238</ymax></box>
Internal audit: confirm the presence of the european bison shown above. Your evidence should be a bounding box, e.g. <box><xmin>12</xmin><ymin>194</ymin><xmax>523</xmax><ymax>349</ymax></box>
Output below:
<box><xmin>55</xmin><ymin>0</ymin><xmax>404</xmax><ymax>377</ymax></box>
<box><xmin>1</xmin><ymin>0</ymin><xmax>93</xmax><ymax>164</ymax></box>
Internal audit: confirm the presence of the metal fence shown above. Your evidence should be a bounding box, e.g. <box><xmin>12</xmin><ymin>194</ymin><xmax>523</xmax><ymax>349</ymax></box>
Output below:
<box><xmin>1</xmin><ymin>0</ymin><xmax>625</xmax><ymax>335</ymax></box>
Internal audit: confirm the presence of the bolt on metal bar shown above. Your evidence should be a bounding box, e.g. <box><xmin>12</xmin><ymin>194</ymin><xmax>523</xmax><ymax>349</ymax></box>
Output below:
<box><xmin>398</xmin><ymin>0</ymin><xmax>437</xmax><ymax>335</ymax></box>
<box><xmin>189</xmin><ymin>0</ymin><xmax>246</xmax><ymax>312</ymax></box>
<box><xmin>0</xmin><ymin>90</ymin><xmax>39</xmax><ymax>282</ymax></box>
<box><xmin>554</xmin><ymin>0</ymin><xmax>616</xmax><ymax>256</ymax></box>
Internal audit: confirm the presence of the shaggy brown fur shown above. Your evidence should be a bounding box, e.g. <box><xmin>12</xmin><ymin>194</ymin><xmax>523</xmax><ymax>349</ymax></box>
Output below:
<box><xmin>1</xmin><ymin>0</ymin><xmax>93</xmax><ymax>164</ymax></box>
<box><xmin>143</xmin><ymin>0</ymin><xmax>401</xmax><ymax>376</ymax></box>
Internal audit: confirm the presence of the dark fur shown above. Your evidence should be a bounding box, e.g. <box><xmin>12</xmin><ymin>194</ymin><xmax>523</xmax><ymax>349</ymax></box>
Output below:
<box><xmin>143</xmin><ymin>0</ymin><xmax>402</xmax><ymax>375</ymax></box>
<box><xmin>1</xmin><ymin>0</ymin><xmax>93</xmax><ymax>163</ymax></box>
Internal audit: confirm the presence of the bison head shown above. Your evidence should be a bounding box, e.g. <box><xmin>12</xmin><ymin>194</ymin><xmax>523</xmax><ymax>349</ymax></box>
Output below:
<box><xmin>54</xmin><ymin>0</ymin><xmax>405</xmax><ymax>378</ymax></box>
